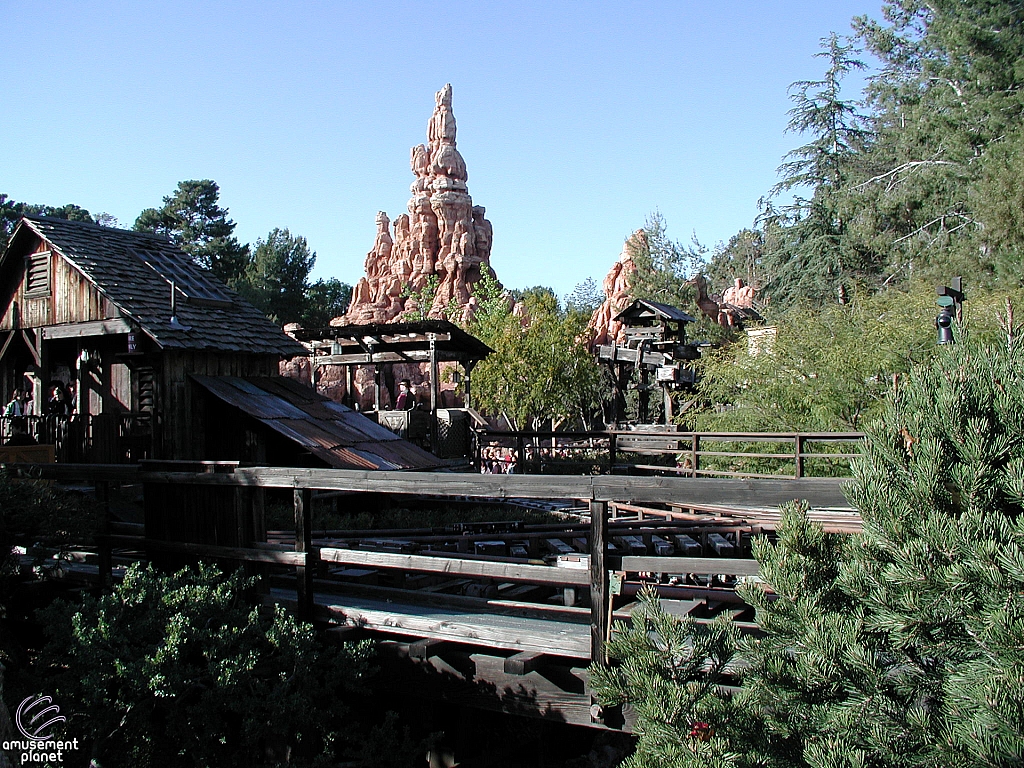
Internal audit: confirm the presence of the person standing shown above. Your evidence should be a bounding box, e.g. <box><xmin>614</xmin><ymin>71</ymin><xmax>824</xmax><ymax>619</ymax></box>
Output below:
<box><xmin>395</xmin><ymin>380</ymin><xmax>415</xmax><ymax>411</ymax></box>
<box><xmin>3</xmin><ymin>389</ymin><xmax>24</xmax><ymax>439</ymax></box>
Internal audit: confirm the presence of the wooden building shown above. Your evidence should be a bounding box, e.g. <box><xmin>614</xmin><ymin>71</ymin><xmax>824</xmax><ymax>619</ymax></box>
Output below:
<box><xmin>296</xmin><ymin>320</ymin><xmax>493</xmax><ymax>457</ymax></box>
<box><xmin>597</xmin><ymin>299</ymin><xmax>700</xmax><ymax>425</ymax></box>
<box><xmin>0</xmin><ymin>215</ymin><xmax>308</xmax><ymax>461</ymax></box>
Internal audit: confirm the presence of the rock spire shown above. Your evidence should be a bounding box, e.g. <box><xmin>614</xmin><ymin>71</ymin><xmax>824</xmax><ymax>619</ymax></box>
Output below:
<box><xmin>586</xmin><ymin>230</ymin><xmax>642</xmax><ymax>349</ymax></box>
<box><xmin>344</xmin><ymin>84</ymin><xmax>494</xmax><ymax>325</ymax></box>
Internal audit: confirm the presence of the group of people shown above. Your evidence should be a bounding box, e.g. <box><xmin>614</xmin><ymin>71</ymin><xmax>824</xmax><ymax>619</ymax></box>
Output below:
<box><xmin>479</xmin><ymin>446</ymin><xmax>517</xmax><ymax>474</ymax></box>
<box><xmin>2</xmin><ymin>382</ymin><xmax>74</xmax><ymax>444</ymax></box>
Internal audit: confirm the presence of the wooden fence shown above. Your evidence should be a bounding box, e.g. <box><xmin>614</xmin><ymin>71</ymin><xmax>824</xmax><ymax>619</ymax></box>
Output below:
<box><xmin>34</xmin><ymin>462</ymin><xmax>851</xmax><ymax>666</ymax></box>
<box><xmin>475</xmin><ymin>429</ymin><xmax>864</xmax><ymax>478</ymax></box>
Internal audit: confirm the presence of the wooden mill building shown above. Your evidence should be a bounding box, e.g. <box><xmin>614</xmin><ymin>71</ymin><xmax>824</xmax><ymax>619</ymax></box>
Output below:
<box><xmin>0</xmin><ymin>215</ymin><xmax>310</xmax><ymax>461</ymax></box>
<box><xmin>598</xmin><ymin>298</ymin><xmax>700</xmax><ymax>425</ymax></box>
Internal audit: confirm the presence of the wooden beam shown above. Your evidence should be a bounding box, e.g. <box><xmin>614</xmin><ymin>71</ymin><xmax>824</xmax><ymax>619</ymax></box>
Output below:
<box><xmin>104</xmin><ymin>535</ymin><xmax>309</xmax><ymax>565</ymax></box>
<box><xmin>504</xmin><ymin>651</ymin><xmax>545</xmax><ymax>675</ymax></box>
<box><xmin>589</xmin><ymin>500</ymin><xmax>608</xmax><ymax>665</ymax></box>
<box><xmin>41</xmin><ymin>318</ymin><xmax>133</xmax><ymax>339</ymax></box>
<box><xmin>0</xmin><ymin>330</ymin><xmax>14</xmax><ymax>364</ymax></box>
<box><xmin>284</xmin><ymin>590</ymin><xmax>592</xmax><ymax>657</ymax></box>
<box><xmin>617</xmin><ymin>556</ymin><xmax>760</xmax><ymax>576</ymax></box>
<box><xmin>409</xmin><ymin>638</ymin><xmax>448</xmax><ymax>661</ymax></box>
<box><xmin>429</xmin><ymin>334</ymin><xmax>439</xmax><ymax>455</ymax></box>
<box><xmin>36</xmin><ymin>464</ymin><xmax>853</xmax><ymax>509</ymax></box>
<box><xmin>319</xmin><ymin>547</ymin><xmax>591</xmax><ymax>586</ymax></box>
<box><xmin>294</xmin><ymin>488</ymin><xmax>314</xmax><ymax>620</ymax></box>
<box><xmin>21</xmin><ymin>329</ymin><xmax>40</xmax><ymax>367</ymax></box>
<box><xmin>597</xmin><ymin>345</ymin><xmax>669</xmax><ymax>367</ymax></box>
<box><xmin>315</xmin><ymin>351</ymin><xmax>470</xmax><ymax>365</ymax></box>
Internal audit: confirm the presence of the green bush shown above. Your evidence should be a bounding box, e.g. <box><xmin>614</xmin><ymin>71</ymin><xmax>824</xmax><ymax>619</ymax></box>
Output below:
<box><xmin>37</xmin><ymin>563</ymin><xmax>375</xmax><ymax>767</ymax></box>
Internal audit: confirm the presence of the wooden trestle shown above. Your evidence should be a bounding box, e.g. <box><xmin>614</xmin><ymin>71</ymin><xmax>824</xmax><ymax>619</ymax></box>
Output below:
<box><xmin>28</xmin><ymin>462</ymin><xmax>854</xmax><ymax>731</ymax></box>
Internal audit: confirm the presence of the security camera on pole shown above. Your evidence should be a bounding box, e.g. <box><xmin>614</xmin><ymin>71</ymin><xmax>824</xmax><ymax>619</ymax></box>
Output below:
<box><xmin>936</xmin><ymin>276</ymin><xmax>964</xmax><ymax>345</ymax></box>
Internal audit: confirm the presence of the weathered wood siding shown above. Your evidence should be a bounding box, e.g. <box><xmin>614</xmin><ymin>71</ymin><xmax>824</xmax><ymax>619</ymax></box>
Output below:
<box><xmin>1</xmin><ymin>236</ymin><xmax>121</xmax><ymax>330</ymax></box>
<box><xmin>159</xmin><ymin>351</ymin><xmax>281</xmax><ymax>459</ymax></box>
<box><xmin>53</xmin><ymin>251</ymin><xmax>119</xmax><ymax>325</ymax></box>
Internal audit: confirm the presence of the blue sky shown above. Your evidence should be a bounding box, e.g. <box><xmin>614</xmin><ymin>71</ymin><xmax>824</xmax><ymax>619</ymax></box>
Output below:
<box><xmin>2</xmin><ymin>1</ymin><xmax>881</xmax><ymax>300</ymax></box>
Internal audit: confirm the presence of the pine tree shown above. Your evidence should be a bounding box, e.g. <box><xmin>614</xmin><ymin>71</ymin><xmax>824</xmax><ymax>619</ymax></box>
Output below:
<box><xmin>593</xmin><ymin>314</ymin><xmax>1024</xmax><ymax>767</ymax></box>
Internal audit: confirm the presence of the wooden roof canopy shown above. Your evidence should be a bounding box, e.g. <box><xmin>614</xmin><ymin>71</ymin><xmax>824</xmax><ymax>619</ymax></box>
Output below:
<box><xmin>295</xmin><ymin>319</ymin><xmax>494</xmax><ymax>367</ymax></box>
<box><xmin>613</xmin><ymin>298</ymin><xmax>698</xmax><ymax>326</ymax></box>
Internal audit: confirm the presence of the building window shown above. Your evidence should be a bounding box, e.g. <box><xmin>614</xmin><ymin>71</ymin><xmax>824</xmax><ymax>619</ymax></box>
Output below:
<box><xmin>25</xmin><ymin>250</ymin><xmax>51</xmax><ymax>296</ymax></box>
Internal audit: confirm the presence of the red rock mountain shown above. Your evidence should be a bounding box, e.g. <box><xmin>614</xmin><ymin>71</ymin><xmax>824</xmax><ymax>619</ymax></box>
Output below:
<box><xmin>343</xmin><ymin>84</ymin><xmax>494</xmax><ymax>326</ymax></box>
<box><xmin>586</xmin><ymin>230</ymin><xmax>643</xmax><ymax>349</ymax></box>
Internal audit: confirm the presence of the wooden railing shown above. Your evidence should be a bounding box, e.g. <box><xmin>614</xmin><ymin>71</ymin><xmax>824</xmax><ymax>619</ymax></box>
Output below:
<box><xmin>1</xmin><ymin>413</ymin><xmax>154</xmax><ymax>463</ymax></box>
<box><xmin>475</xmin><ymin>429</ymin><xmax>864</xmax><ymax>479</ymax></box>
<box><xmin>29</xmin><ymin>463</ymin><xmax>852</xmax><ymax>665</ymax></box>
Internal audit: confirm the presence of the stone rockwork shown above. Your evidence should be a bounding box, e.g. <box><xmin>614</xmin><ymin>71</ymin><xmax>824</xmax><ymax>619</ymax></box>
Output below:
<box><xmin>289</xmin><ymin>85</ymin><xmax>499</xmax><ymax>412</ymax></box>
<box><xmin>586</xmin><ymin>230</ymin><xmax>643</xmax><ymax>349</ymax></box>
<box><xmin>345</xmin><ymin>83</ymin><xmax>495</xmax><ymax>326</ymax></box>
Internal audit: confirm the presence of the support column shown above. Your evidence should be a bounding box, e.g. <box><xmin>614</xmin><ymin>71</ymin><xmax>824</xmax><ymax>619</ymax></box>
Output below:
<box><xmin>589</xmin><ymin>499</ymin><xmax>609</xmax><ymax>665</ymax></box>
<box><xmin>429</xmin><ymin>334</ymin><xmax>439</xmax><ymax>455</ymax></box>
<box><xmin>294</xmin><ymin>488</ymin><xmax>314</xmax><ymax>621</ymax></box>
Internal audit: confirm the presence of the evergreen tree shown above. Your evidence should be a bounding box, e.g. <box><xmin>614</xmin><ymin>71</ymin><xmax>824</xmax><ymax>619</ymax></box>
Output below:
<box><xmin>566</xmin><ymin>277</ymin><xmax>605</xmax><ymax>316</ymax></box>
<box><xmin>134</xmin><ymin>180</ymin><xmax>250</xmax><ymax>282</ymax></box>
<box><xmin>301</xmin><ymin>277</ymin><xmax>352</xmax><ymax>329</ymax></box>
<box><xmin>761</xmin><ymin>34</ymin><xmax>873</xmax><ymax>306</ymax></box>
<box><xmin>234</xmin><ymin>227</ymin><xmax>316</xmax><ymax>325</ymax></box>
<box><xmin>1</xmin><ymin>194</ymin><xmax>103</xmax><ymax>245</ymax></box>
<box><xmin>593</xmin><ymin>313</ymin><xmax>1024</xmax><ymax>767</ymax></box>
<box><xmin>628</xmin><ymin>212</ymin><xmax>705</xmax><ymax>311</ymax></box>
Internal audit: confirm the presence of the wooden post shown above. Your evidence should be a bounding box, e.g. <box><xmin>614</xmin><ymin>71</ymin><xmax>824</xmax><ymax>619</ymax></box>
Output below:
<box><xmin>589</xmin><ymin>499</ymin><xmax>609</xmax><ymax>665</ymax></box>
<box><xmin>691</xmin><ymin>433</ymin><xmax>700</xmax><ymax>478</ymax></box>
<box><xmin>96</xmin><ymin>480</ymin><xmax>112</xmax><ymax>589</ymax></box>
<box><xmin>607</xmin><ymin>431</ymin><xmax>617</xmax><ymax>474</ymax></box>
<box><xmin>464</xmin><ymin>361</ymin><xmax>474</xmax><ymax>410</ymax></box>
<box><xmin>345</xmin><ymin>365</ymin><xmax>355</xmax><ymax>409</ymax></box>
<box><xmin>795</xmin><ymin>434</ymin><xmax>805</xmax><ymax>478</ymax></box>
<box><xmin>429</xmin><ymin>334</ymin><xmax>439</xmax><ymax>455</ymax></box>
<box><xmin>294</xmin><ymin>488</ymin><xmax>314</xmax><ymax>621</ymax></box>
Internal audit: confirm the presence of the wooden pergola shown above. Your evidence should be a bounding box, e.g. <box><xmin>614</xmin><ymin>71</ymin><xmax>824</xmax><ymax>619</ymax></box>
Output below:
<box><xmin>294</xmin><ymin>320</ymin><xmax>493</xmax><ymax>454</ymax></box>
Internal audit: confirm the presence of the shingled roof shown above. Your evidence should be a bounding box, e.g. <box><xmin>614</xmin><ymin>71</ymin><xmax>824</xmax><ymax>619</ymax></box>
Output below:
<box><xmin>5</xmin><ymin>215</ymin><xmax>306</xmax><ymax>357</ymax></box>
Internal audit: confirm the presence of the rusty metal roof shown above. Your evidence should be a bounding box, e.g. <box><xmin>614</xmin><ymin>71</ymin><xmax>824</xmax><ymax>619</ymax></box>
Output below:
<box><xmin>191</xmin><ymin>375</ymin><xmax>443</xmax><ymax>471</ymax></box>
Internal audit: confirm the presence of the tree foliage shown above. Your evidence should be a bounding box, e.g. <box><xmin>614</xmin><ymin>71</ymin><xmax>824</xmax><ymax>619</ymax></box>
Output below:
<box><xmin>301</xmin><ymin>277</ymin><xmax>352</xmax><ymax>329</ymax></box>
<box><xmin>38</xmin><ymin>563</ymin><xmax>375</xmax><ymax>767</ymax></box>
<box><xmin>234</xmin><ymin>228</ymin><xmax>316</xmax><ymax>325</ymax></box>
<box><xmin>704</xmin><ymin>2</ymin><xmax>1024</xmax><ymax>310</ymax></box>
<box><xmin>134</xmin><ymin>180</ymin><xmax>250</xmax><ymax>282</ymax></box>
<box><xmin>1</xmin><ymin>194</ymin><xmax>107</xmax><ymax>248</ymax></box>
<box><xmin>467</xmin><ymin>272</ymin><xmax>606</xmax><ymax>430</ymax></box>
<box><xmin>593</xmin><ymin>319</ymin><xmax>1024</xmax><ymax>767</ymax></box>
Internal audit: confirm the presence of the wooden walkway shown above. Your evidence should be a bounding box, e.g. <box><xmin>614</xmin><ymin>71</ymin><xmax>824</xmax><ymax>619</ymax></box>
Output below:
<box><xmin>26</xmin><ymin>461</ymin><xmax>854</xmax><ymax>731</ymax></box>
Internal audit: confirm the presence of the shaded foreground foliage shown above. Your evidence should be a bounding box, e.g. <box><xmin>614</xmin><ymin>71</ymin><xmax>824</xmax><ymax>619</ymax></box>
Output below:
<box><xmin>34</xmin><ymin>564</ymin><xmax>377</xmax><ymax>767</ymax></box>
<box><xmin>592</xmin><ymin>325</ymin><xmax>1024</xmax><ymax>766</ymax></box>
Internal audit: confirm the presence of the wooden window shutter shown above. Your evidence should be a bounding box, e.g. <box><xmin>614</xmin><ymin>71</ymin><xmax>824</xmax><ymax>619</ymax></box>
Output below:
<box><xmin>25</xmin><ymin>250</ymin><xmax>51</xmax><ymax>296</ymax></box>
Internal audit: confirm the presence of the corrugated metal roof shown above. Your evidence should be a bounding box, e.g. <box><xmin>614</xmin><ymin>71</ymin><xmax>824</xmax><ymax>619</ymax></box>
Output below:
<box><xmin>8</xmin><ymin>216</ymin><xmax>307</xmax><ymax>357</ymax></box>
<box><xmin>191</xmin><ymin>375</ymin><xmax>443</xmax><ymax>471</ymax></box>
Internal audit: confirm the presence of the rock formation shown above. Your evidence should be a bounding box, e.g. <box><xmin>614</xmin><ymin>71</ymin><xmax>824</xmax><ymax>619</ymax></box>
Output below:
<box><xmin>586</xmin><ymin>231</ymin><xmax>643</xmax><ymax>349</ymax></box>
<box><xmin>685</xmin><ymin>274</ymin><xmax>763</xmax><ymax>328</ymax></box>
<box><xmin>345</xmin><ymin>83</ymin><xmax>494</xmax><ymax>325</ymax></box>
